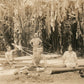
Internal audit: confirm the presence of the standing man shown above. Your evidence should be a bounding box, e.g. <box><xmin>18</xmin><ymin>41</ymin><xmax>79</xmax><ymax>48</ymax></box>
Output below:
<box><xmin>30</xmin><ymin>33</ymin><xmax>43</xmax><ymax>67</ymax></box>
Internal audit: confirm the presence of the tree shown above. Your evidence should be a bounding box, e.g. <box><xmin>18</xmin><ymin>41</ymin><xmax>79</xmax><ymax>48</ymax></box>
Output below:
<box><xmin>0</xmin><ymin>0</ymin><xmax>84</xmax><ymax>54</ymax></box>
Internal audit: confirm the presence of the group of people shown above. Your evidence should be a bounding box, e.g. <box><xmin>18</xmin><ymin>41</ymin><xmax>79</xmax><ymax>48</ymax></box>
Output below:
<box><xmin>30</xmin><ymin>33</ymin><xmax>78</xmax><ymax>68</ymax></box>
<box><xmin>5</xmin><ymin>33</ymin><xmax>78</xmax><ymax>68</ymax></box>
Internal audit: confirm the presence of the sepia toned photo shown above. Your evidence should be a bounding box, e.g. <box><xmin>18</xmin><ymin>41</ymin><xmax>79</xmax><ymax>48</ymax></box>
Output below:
<box><xmin>0</xmin><ymin>0</ymin><xmax>84</xmax><ymax>84</ymax></box>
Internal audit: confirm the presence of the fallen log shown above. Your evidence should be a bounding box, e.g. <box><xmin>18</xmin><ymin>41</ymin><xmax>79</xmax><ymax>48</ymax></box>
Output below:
<box><xmin>49</xmin><ymin>67</ymin><xmax>84</xmax><ymax>74</ymax></box>
<box><xmin>0</xmin><ymin>69</ymin><xmax>18</xmax><ymax>76</ymax></box>
<box><xmin>13</xmin><ymin>63</ymin><xmax>33</xmax><ymax>68</ymax></box>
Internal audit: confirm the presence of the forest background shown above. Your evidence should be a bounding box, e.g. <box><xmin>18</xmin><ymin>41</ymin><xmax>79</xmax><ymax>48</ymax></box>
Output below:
<box><xmin>0</xmin><ymin>0</ymin><xmax>84</xmax><ymax>57</ymax></box>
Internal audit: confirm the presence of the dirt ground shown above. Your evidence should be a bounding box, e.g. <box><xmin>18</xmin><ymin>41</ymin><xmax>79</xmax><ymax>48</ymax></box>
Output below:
<box><xmin>0</xmin><ymin>55</ymin><xmax>84</xmax><ymax>84</ymax></box>
<box><xmin>0</xmin><ymin>70</ymin><xmax>84</xmax><ymax>84</ymax></box>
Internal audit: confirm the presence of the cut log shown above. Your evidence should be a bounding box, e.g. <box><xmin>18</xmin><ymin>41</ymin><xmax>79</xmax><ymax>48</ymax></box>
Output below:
<box><xmin>13</xmin><ymin>63</ymin><xmax>33</xmax><ymax>68</ymax></box>
<box><xmin>0</xmin><ymin>69</ymin><xmax>18</xmax><ymax>76</ymax></box>
<box><xmin>50</xmin><ymin>67</ymin><xmax>84</xmax><ymax>74</ymax></box>
<box><xmin>14</xmin><ymin>56</ymin><xmax>32</xmax><ymax>60</ymax></box>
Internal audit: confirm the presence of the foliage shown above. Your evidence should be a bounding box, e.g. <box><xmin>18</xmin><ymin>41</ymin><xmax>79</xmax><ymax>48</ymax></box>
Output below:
<box><xmin>0</xmin><ymin>0</ymin><xmax>84</xmax><ymax>54</ymax></box>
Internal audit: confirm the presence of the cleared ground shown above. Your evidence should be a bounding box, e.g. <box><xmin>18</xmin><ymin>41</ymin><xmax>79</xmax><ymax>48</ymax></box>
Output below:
<box><xmin>0</xmin><ymin>71</ymin><xmax>84</xmax><ymax>84</ymax></box>
<box><xmin>0</xmin><ymin>55</ymin><xmax>84</xmax><ymax>84</ymax></box>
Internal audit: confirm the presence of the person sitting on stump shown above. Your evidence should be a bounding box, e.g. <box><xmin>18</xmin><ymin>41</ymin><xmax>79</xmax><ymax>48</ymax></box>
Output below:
<box><xmin>63</xmin><ymin>44</ymin><xmax>78</xmax><ymax>68</ymax></box>
<box><xmin>5</xmin><ymin>46</ymin><xmax>15</xmax><ymax>65</ymax></box>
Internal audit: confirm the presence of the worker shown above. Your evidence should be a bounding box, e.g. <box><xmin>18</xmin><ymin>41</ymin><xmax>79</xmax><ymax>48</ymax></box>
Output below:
<box><xmin>63</xmin><ymin>44</ymin><xmax>78</xmax><ymax>68</ymax></box>
<box><xmin>5</xmin><ymin>46</ymin><xmax>15</xmax><ymax>65</ymax></box>
<box><xmin>30</xmin><ymin>33</ymin><xmax>43</xmax><ymax>67</ymax></box>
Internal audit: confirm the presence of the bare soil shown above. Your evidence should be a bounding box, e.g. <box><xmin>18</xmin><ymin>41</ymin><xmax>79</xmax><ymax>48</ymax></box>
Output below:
<box><xmin>0</xmin><ymin>70</ymin><xmax>84</xmax><ymax>84</ymax></box>
<box><xmin>0</xmin><ymin>55</ymin><xmax>84</xmax><ymax>84</ymax></box>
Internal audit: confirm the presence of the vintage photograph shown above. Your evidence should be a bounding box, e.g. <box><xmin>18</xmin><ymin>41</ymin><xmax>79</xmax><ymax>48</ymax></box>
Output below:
<box><xmin>0</xmin><ymin>0</ymin><xmax>84</xmax><ymax>84</ymax></box>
